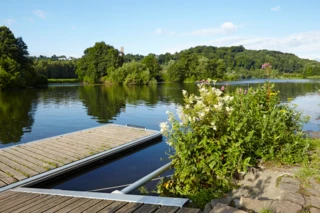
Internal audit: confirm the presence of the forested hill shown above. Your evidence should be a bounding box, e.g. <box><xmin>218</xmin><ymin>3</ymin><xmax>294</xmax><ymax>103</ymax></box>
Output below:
<box><xmin>146</xmin><ymin>45</ymin><xmax>320</xmax><ymax>82</ymax></box>
<box><xmin>178</xmin><ymin>46</ymin><xmax>319</xmax><ymax>73</ymax></box>
<box><xmin>157</xmin><ymin>45</ymin><xmax>318</xmax><ymax>73</ymax></box>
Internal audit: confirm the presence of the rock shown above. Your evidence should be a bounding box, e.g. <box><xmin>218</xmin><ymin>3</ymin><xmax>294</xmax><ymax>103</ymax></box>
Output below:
<box><xmin>280</xmin><ymin>191</ymin><xmax>305</xmax><ymax>206</ymax></box>
<box><xmin>308</xmin><ymin>188</ymin><xmax>320</xmax><ymax>197</ymax></box>
<box><xmin>271</xmin><ymin>200</ymin><xmax>302</xmax><ymax>213</ymax></box>
<box><xmin>233</xmin><ymin>199</ymin><xmax>241</xmax><ymax>208</ymax></box>
<box><xmin>278</xmin><ymin>182</ymin><xmax>300</xmax><ymax>193</ymax></box>
<box><xmin>240</xmin><ymin>197</ymin><xmax>273</xmax><ymax>212</ymax></box>
<box><xmin>210</xmin><ymin>203</ymin><xmax>247</xmax><ymax>213</ymax></box>
<box><xmin>311</xmin><ymin>196</ymin><xmax>320</xmax><ymax>208</ymax></box>
<box><xmin>211</xmin><ymin>196</ymin><xmax>233</xmax><ymax>208</ymax></box>
<box><xmin>305</xmin><ymin>197</ymin><xmax>312</xmax><ymax>206</ymax></box>
<box><xmin>280</xmin><ymin>176</ymin><xmax>300</xmax><ymax>185</ymax></box>
<box><xmin>203</xmin><ymin>202</ymin><xmax>212</xmax><ymax>213</ymax></box>
<box><xmin>310</xmin><ymin>207</ymin><xmax>320</xmax><ymax>213</ymax></box>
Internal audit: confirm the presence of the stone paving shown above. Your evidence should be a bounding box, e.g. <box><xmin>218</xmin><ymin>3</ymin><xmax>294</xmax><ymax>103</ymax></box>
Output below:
<box><xmin>203</xmin><ymin>168</ymin><xmax>320</xmax><ymax>213</ymax></box>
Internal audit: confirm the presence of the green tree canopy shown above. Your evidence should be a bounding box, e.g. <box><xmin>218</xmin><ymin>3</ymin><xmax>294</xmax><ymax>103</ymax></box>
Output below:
<box><xmin>76</xmin><ymin>42</ymin><xmax>123</xmax><ymax>83</ymax></box>
<box><xmin>0</xmin><ymin>26</ymin><xmax>46</xmax><ymax>89</ymax></box>
<box><xmin>141</xmin><ymin>54</ymin><xmax>161</xmax><ymax>79</ymax></box>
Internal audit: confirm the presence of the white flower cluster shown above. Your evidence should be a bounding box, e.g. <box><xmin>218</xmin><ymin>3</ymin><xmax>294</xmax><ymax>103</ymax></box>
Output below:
<box><xmin>160</xmin><ymin>121</ymin><xmax>169</xmax><ymax>136</ymax></box>
<box><xmin>160</xmin><ymin>84</ymin><xmax>236</xmax><ymax>145</ymax></box>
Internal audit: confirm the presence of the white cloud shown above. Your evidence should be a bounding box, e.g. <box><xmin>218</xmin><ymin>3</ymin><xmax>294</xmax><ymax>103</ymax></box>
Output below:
<box><xmin>153</xmin><ymin>28</ymin><xmax>176</xmax><ymax>36</ymax></box>
<box><xmin>3</xmin><ymin>18</ymin><xmax>15</xmax><ymax>26</ymax></box>
<box><xmin>154</xmin><ymin>28</ymin><xmax>163</xmax><ymax>35</ymax></box>
<box><xmin>271</xmin><ymin>6</ymin><xmax>280</xmax><ymax>12</ymax></box>
<box><xmin>185</xmin><ymin>22</ymin><xmax>238</xmax><ymax>36</ymax></box>
<box><xmin>212</xmin><ymin>31</ymin><xmax>320</xmax><ymax>59</ymax></box>
<box><xmin>24</xmin><ymin>17</ymin><xmax>34</xmax><ymax>23</ymax></box>
<box><xmin>165</xmin><ymin>31</ymin><xmax>320</xmax><ymax>60</ymax></box>
<box><xmin>154</xmin><ymin>22</ymin><xmax>238</xmax><ymax>37</ymax></box>
<box><xmin>33</xmin><ymin>10</ymin><xmax>47</xmax><ymax>19</ymax></box>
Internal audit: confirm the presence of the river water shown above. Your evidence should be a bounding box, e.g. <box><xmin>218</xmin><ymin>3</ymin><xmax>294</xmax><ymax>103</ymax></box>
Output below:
<box><xmin>0</xmin><ymin>79</ymin><xmax>319</xmax><ymax>192</ymax></box>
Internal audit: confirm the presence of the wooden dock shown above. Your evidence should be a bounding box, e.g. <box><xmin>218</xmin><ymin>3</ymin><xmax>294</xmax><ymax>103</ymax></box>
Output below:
<box><xmin>0</xmin><ymin>124</ymin><xmax>161</xmax><ymax>190</ymax></box>
<box><xmin>0</xmin><ymin>189</ymin><xmax>201</xmax><ymax>213</ymax></box>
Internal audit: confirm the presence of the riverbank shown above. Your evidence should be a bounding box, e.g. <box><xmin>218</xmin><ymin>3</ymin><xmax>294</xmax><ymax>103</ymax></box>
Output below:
<box><xmin>203</xmin><ymin>133</ymin><xmax>320</xmax><ymax>213</ymax></box>
<box><xmin>48</xmin><ymin>78</ymin><xmax>79</xmax><ymax>83</ymax></box>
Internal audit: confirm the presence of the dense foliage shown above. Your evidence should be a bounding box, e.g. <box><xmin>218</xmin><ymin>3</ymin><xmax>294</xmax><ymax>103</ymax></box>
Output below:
<box><xmin>76</xmin><ymin>42</ymin><xmax>123</xmax><ymax>83</ymax></box>
<box><xmin>0</xmin><ymin>26</ymin><xmax>47</xmax><ymax>89</ymax></box>
<box><xmin>30</xmin><ymin>55</ymin><xmax>78</xmax><ymax>79</ymax></box>
<box><xmin>158</xmin><ymin>46</ymin><xmax>320</xmax><ymax>82</ymax></box>
<box><xmin>106</xmin><ymin>60</ymin><xmax>157</xmax><ymax>85</ymax></box>
<box><xmin>159</xmin><ymin>79</ymin><xmax>310</xmax><ymax>206</ymax></box>
<box><xmin>33</xmin><ymin>59</ymin><xmax>77</xmax><ymax>79</ymax></box>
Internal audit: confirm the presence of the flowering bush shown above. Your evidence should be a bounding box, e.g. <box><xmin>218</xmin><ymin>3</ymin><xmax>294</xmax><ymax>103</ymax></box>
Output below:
<box><xmin>159</xmin><ymin>81</ymin><xmax>310</xmax><ymax>203</ymax></box>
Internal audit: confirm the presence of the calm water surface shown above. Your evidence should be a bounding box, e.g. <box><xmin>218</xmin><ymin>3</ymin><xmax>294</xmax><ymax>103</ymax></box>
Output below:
<box><xmin>0</xmin><ymin>79</ymin><xmax>319</xmax><ymax>192</ymax></box>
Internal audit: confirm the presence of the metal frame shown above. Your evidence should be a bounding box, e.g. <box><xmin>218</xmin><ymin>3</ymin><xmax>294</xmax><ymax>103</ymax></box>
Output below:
<box><xmin>0</xmin><ymin>125</ymin><xmax>161</xmax><ymax>192</ymax></box>
<box><xmin>113</xmin><ymin>162</ymin><xmax>172</xmax><ymax>194</ymax></box>
<box><xmin>12</xmin><ymin>187</ymin><xmax>189</xmax><ymax>207</ymax></box>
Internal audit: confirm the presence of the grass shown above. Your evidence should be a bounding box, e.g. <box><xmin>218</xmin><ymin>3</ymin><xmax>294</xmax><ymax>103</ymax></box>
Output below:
<box><xmin>260</xmin><ymin>208</ymin><xmax>275</xmax><ymax>213</ymax></box>
<box><xmin>48</xmin><ymin>78</ymin><xmax>79</xmax><ymax>83</ymax></box>
<box><xmin>295</xmin><ymin>138</ymin><xmax>320</xmax><ymax>186</ymax></box>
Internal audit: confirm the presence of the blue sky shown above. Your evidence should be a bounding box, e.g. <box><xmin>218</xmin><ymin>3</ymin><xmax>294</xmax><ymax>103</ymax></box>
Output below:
<box><xmin>1</xmin><ymin>0</ymin><xmax>320</xmax><ymax>60</ymax></box>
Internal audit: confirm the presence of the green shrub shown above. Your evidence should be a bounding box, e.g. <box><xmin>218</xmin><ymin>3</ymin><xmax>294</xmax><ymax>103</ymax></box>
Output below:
<box><xmin>158</xmin><ymin>81</ymin><xmax>310</xmax><ymax>204</ymax></box>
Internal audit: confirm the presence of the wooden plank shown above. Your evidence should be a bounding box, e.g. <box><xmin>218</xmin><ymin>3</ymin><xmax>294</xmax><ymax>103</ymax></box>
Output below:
<box><xmin>176</xmin><ymin>208</ymin><xmax>202</xmax><ymax>213</ymax></box>
<box><xmin>64</xmin><ymin>135</ymin><xmax>114</xmax><ymax>148</ymax></box>
<box><xmin>0</xmin><ymin>150</ymin><xmax>47</xmax><ymax>173</ymax></box>
<box><xmin>78</xmin><ymin>132</ymin><xmax>128</xmax><ymax>143</ymax></box>
<box><xmin>58</xmin><ymin>136</ymin><xmax>107</xmax><ymax>150</ymax></box>
<box><xmin>68</xmin><ymin>199</ymin><xmax>102</xmax><ymax>213</ymax></box>
<box><xmin>94</xmin><ymin>125</ymin><xmax>149</xmax><ymax>134</ymax></box>
<box><xmin>42</xmin><ymin>197</ymin><xmax>80</xmax><ymax>213</ymax></box>
<box><xmin>0</xmin><ymin>155</ymin><xmax>38</xmax><ymax>177</ymax></box>
<box><xmin>78</xmin><ymin>134</ymin><xmax>129</xmax><ymax>147</ymax></box>
<box><xmin>155</xmin><ymin>206</ymin><xmax>179</xmax><ymax>213</ymax></box>
<box><xmin>76</xmin><ymin>133</ymin><xmax>125</xmax><ymax>145</ymax></box>
<box><xmin>115</xmin><ymin>202</ymin><xmax>144</xmax><ymax>213</ymax></box>
<box><xmin>0</xmin><ymin>161</ymin><xmax>27</xmax><ymax>181</ymax></box>
<box><xmin>22</xmin><ymin>196</ymin><xmax>65</xmax><ymax>213</ymax></box>
<box><xmin>54</xmin><ymin>198</ymin><xmax>92</xmax><ymax>213</ymax></box>
<box><xmin>0</xmin><ymin>190</ymin><xmax>15</xmax><ymax>200</ymax></box>
<box><xmin>34</xmin><ymin>140</ymin><xmax>85</xmax><ymax>157</ymax></box>
<box><xmin>31</xmin><ymin>143</ymin><xmax>82</xmax><ymax>160</ymax></box>
<box><xmin>0</xmin><ymin>192</ymin><xmax>39</xmax><ymax>212</ymax></box>
<box><xmin>10</xmin><ymin>195</ymin><xmax>53</xmax><ymax>213</ymax></box>
<box><xmin>0</xmin><ymin>170</ymin><xmax>17</xmax><ymax>184</ymax></box>
<box><xmin>0</xmin><ymin>180</ymin><xmax>6</xmax><ymax>187</ymax></box>
<box><xmin>43</xmin><ymin>139</ymin><xmax>94</xmax><ymax>156</ymax></box>
<box><xmin>2</xmin><ymin>194</ymin><xmax>50</xmax><ymax>213</ymax></box>
<box><xmin>88</xmin><ymin>130</ymin><xmax>150</xmax><ymax>140</ymax></box>
<box><xmin>98</xmin><ymin>201</ymin><xmax>127</xmax><ymax>212</ymax></box>
<box><xmin>30</xmin><ymin>196</ymin><xmax>73</xmax><ymax>213</ymax></box>
<box><xmin>83</xmin><ymin>200</ymin><xmax>114</xmax><ymax>213</ymax></box>
<box><xmin>3</xmin><ymin>148</ymin><xmax>56</xmax><ymax>169</ymax></box>
<box><xmin>12</xmin><ymin>147</ymin><xmax>62</xmax><ymax>167</ymax></box>
<box><xmin>26</xmin><ymin>144</ymin><xmax>78</xmax><ymax>162</ymax></box>
<box><xmin>130</xmin><ymin>204</ymin><xmax>160</xmax><ymax>213</ymax></box>
<box><xmin>21</xmin><ymin>146</ymin><xmax>71</xmax><ymax>165</ymax></box>
<box><xmin>94</xmin><ymin>127</ymin><xmax>152</xmax><ymax>137</ymax></box>
<box><xmin>0</xmin><ymin>191</ymin><xmax>26</xmax><ymax>204</ymax></box>
<box><xmin>2</xmin><ymin>195</ymin><xmax>59</xmax><ymax>213</ymax></box>
<box><xmin>46</xmin><ymin>137</ymin><xmax>99</xmax><ymax>152</ymax></box>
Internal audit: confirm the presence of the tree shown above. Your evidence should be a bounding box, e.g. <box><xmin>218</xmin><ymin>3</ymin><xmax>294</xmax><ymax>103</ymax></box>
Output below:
<box><xmin>141</xmin><ymin>54</ymin><xmax>161</xmax><ymax>79</ymax></box>
<box><xmin>76</xmin><ymin>42</ymin><xmax>123</xmax><ymax>83</ymax></box>
<box><xmin>0</xmin><ymin>26</ymin><xmax>46</xmax><ymax>89</ymax></box>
